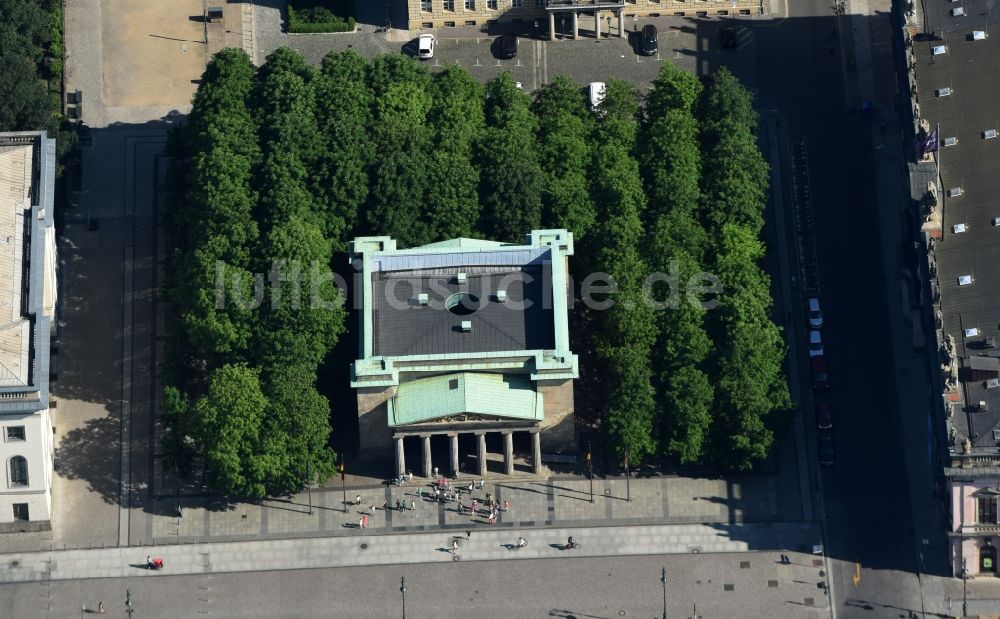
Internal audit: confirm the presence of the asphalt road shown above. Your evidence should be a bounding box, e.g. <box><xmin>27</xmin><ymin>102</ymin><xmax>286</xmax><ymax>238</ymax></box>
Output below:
<box><xmin>0</xmin><ymin>551</ymin><xmax>832</xmax><ymax>618</ymax></box>
<box><xmin>752</xmin><ymin>2</ymin><xmax>938</xmax><ymax>618</ymax></box>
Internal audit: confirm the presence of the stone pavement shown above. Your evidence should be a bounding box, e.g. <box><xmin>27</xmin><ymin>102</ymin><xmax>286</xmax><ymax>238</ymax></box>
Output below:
<box><xmin>0</xmin><ymin>520</ymin><xmax>821</xmax><ymax>584</ymax></box>
<box><xmin>123</xmin><ymin>475</ymin><xmax>790</xmax><ymax>549</ymax></box>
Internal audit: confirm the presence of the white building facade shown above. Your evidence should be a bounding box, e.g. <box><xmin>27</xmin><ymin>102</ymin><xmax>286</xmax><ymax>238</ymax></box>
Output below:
<box><xmin>0</xmin><ymin>132</ymin><xmax>57</xmax><ymax>530</ymax></box>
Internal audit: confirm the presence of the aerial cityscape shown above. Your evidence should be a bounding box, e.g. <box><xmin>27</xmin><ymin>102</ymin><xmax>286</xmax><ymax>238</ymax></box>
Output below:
<box><xmin>0</xmin><ymin>0</ymin><xmax>997</xmax><ymax>617</ymax></box>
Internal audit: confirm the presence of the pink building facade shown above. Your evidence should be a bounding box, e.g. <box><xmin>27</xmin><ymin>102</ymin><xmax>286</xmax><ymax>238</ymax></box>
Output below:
<box><xmin>949</xmin><ymin>478</ymin><xmax>1000</xmax><ymax>577</ymax></box>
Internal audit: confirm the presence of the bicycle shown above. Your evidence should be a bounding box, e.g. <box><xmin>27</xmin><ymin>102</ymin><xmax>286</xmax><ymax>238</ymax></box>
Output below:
<box><xmin>511</xmin><ymin>539</ymin><xmax>528</xmax><ymax>551</ymax></box>
<box><xmin>563</xmin><ymin>541</ymin><xmax>582</xmax><ymax>550</ymax></box>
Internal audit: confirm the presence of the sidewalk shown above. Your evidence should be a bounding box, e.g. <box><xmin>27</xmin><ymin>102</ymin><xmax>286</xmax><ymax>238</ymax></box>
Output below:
<box><xmin>0</xmin><ymin>521</ymin><xmax>820</xmax><ymax>584</ymax></box>
<box><xmin>123</xmin><ymin>475</ymin><xmax>793</xmax><ymax>550</ymax></box>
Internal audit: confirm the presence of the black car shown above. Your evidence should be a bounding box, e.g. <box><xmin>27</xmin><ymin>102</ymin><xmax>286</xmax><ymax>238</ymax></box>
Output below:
<box><xmin>818</xmin><ymin>431</ymin><xmax>834</xmax><ymax>467</ymax></box>
<box><xmin>639</xmin><ymin>24</ymin><xmax>658</xmax><ymax>56</ymax></box>
<box><xmin>496</xmin><ymin>33</ymin><xmax>518</xmax><ymax>59</ymax></box>
<box><xmin>720</xmin><ymin>26</ymin><xmax>739</xmax><ymax>49</ymax></box>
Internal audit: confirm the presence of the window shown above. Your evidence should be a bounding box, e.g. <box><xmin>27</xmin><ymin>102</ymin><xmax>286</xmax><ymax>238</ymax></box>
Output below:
<box><xmin>487</xmin><ymin>0</ymin><xmax>497</xmax><ymax>8</ymax></box>
<box><xmin>444</xmin><ymin>0</ymin><xmax>455</xmax><ymax>10</ymax></box>
<box><xmin>465</xmin><ymin>0</ymin><xmax>475</xmax><ymax>9</ymax></box>
<box><xmin>978</xmin><ymin>496</ymin><xmax>998</xmax><ymax>524</ymax></box>
<box><xmin>9</xmin><ymin>456</ymin><xmax>27</xmax><ymax>486</ymax></box>
<box><xmin>512</xmin><ymin>0</ymin><xmax>523</xmax><ymax>7</ymax></box>
<box><xmin>421</xmin><ymin>0</ymin><xmax>431</xmax><ymax>10</ymax></box>
<box><xmin>5</xmin><ymin>426</ymin><xmax>24</xmax><ymax>441</ymax></box>
<box><xmin>535</xmin><ymin>0</ymin><xmax>544</xmax><ymax>6</ymax></box>
<box><xmin>12</xmin><ymin>503</ymin><xmax>28</xmax><ymax>521</ymax></box>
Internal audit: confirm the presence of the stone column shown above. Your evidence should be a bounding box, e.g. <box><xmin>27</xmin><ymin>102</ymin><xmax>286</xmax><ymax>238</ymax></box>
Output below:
<box><xmin>449</xmin><ymin>433</ymin><xmax>459</xmax><ymax>477</ymax></box>
<box><xmin>531</xmin><ymin>430</ymin><xmax>542</xmax><ymax>475</ymax></box>
<box><xmin>549</xmin><ymin>12</ymin><xmax>556</xmax><ymax>41</ymax></box>
<box><xmin>476</xmin><ymin>432</ymin><xmax>488</xmax><ymax>477</ymax></box>
<box><xmin>594</xmin><ymin>11</ymin><xmax>601</xmax><ymax>39</ymax></box>
<box><xmin>572</xmin><ymin>12</ymin><xmax>579</xmax><ymax>40</ymax></box>
<box><xmin>395</xmin><ymin>436</ymin><xmax>406</xmax><ymax>478</ymax></box>
<box><xmin>422</xmin><ymin>435</ymin><xmax>433</xmax><ymax>478</ymax></box>
<box><xmin>503</xmin><ymin>431</ymin><xmax>514</xmax><ymax>476</ymax></box>
<box><xmin>618</xmin><ymin>10</ymin><xmax>625</xmax><ymax>39</ymax></box>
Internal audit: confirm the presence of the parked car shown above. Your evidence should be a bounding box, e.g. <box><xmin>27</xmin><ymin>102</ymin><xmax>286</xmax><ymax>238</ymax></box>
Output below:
<box><xmin>818</xmin><ymin>430</ymin><xmax>835</xmax><ymax>466</ymax></box>
<box><xmin>588</xmin><ymin>82</ymin><xmax>607</xmax><ymax>108</ymax></box>
<box><xmin>496</xmin><ymin>33</ymin><xmax>518</xmax><ymax>59</ymax></box>
<box><xmin>720</xmin><ymin>26</ymin><xmax>739</xmax><ymax>49</ymax></box>
<box><xmin>808</xmin><ymin>330</ymin><xmax>824</xmax><ymax>357</ymax></box>
<box><xmin>815</xmin><ymin>401</ymin><xmax>832</xmax><ymax>430</ymax></box>
<box><xmin>417</xmin><ymin>34</ymin><xmax>435</xmax><ymax>60</ymax></box>
<box><xmin>640</xmin><ymin>24</ymin><xmax>658</xmax><ymax>55</ymax></box>
<box><xmin>810</xmin><ymin>355</ymin><xmax>829</xmax><ymax>392</ymax></box>
<box><xmin>807</xmin><ymin>297</ymin><xmax>824</xmax><ymax>329</ymax></box>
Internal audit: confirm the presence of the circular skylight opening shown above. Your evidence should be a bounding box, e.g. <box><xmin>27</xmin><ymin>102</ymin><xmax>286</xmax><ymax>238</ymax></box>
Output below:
<box><xmin>445</xmin><ymin>292</ymin><xmax>480</xmax><ymax>316</ymax></box>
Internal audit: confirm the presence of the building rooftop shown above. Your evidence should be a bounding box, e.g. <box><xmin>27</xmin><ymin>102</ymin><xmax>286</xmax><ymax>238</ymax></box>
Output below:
<box><xmin>388</xmin><ymin>372</ymin><xmax>542</xmax><ymax>426</ymax></box>
<box><xmin>916</xmin><ymin>28</ymin><xmax>1000</xmax><ymax>451</ymax></box>
<box><xmin>0</xmin><ymin>144</ymin><xmax>35</xmax><ymax>389</ymax></box>
<box><xmin>922</xmin><ymin>0</ymin><xmax>1000</xmax><ymax>37</ymax></box>
<box><xmin>351</xmin><ymin>230</ymin><xmax>577</xmax><ymax>388</ymax></box>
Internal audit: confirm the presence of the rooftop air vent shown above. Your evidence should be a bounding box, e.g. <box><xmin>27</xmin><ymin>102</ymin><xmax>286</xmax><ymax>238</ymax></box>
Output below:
<box><xmin>985</xmin><ymin>129</ymin><xmax>999</xmax><ymax>140</ymax></box>
<box><xmin>951</xmin><ymin>7</ymin><xmax>965</xmax><ymax>16</ymax></box>
<box><xmin>973</xmin><ymin>30</ymin><xmax>987</xmax><ymax>40</ymax></box>
<box><xmin>460</xmin><ymin>320</ymin><xmax>472</xmax><ymax>332</ymax></box>
<box><xmin>958</xmin><ymin>274</ymin><xmax>973</xmax><ymax>286</ymax></box>
<box><xmin>948</xmin><ymin>187</ymin><xmax>963</xmax><ymax>198</ymax></box>
<box><xmin>933</xmin><ymin>44</ymin><xmax>948</xmax><ymax>54</ymax></box>
<box><xmin>993</xmin><ymin>217</ymin><xmax>1000</xmax><ymax>226</ymax></box>
<box><xmin>417</xmin><ymin>293</ymin><xmax>429</xmax><ymax>306</ymax></box>
<box><xmin>953</xmin><ymin>223</ymin><xmax>967</xmax><ymax>233</ymax></box>
<box><xmin>944</xmin><ymin>136</ymin><xmax>958</xmax><ymax>147</ymax></box>
<box><xmin>988</xmin><ymin>378</ymin><xmax>1000</xmax><ymax>389</ymax></box>
<box><xmin>966</xmin><ymin>327</ymin><xmax>980</xmax><ymax>337</ymax></box>
<box><xmin>496</xmin><ymin>290</ymin><xmax>507</xmax><ymax>303</ymax></box>
<box><xmin>937</xmin><ymin>87</ymin><xmax>952</xmax><ymax>97</ymax></box>
<box><xmin>456</xmin><ymin>272</ymin><xmax>467</xmax><ymax>284</ymax></box>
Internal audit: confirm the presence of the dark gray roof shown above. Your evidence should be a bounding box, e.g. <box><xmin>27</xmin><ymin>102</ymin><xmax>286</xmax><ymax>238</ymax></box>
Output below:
<box><xmin>969</xmin><ymin>356</ymin><xmax>1000</xmax><ymax>372</ymax></box>
<box><xmin>922</xmin><ymin>0</ymin><xmax>1000</xmax><ymax>36</ymax></box>
<box><xmin>916</xmin><ymin>25</ymin><xmax>1000</xmax><ymax>446</ymax></box>
<box><xmin>372</xmin><ymin>263</ymin><xmax>555</xmax><ymax>357</ymax></box>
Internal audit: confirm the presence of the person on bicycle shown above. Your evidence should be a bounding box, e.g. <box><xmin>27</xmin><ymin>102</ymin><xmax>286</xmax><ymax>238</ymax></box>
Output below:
<box><xmin>567</xmin><ymin>536</ymin><xmax>575</xmax><ymax>549</ymax></box>
<box><xmin>516</xmin><ymin>536</ymin><xmax>527</xmax><ymax>549</ymax></box>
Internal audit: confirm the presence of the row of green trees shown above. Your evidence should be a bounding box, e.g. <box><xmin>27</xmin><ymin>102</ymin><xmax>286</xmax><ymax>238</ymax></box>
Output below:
<box><xmin>0</xmin><ymin>0</ymin><xmax>76</xmax><ymax>167</ymax></box>
<box><xmin>166</xmin><ymin>46</ymin><xmax>791</xmax><ymax>497</ymax></box>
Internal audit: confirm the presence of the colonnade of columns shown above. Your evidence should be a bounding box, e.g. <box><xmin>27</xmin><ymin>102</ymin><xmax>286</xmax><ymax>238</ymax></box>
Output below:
<box><xmin>548</xmin><ymin>9</ymin><xmax>626</xmax><ymax>41</ymax></box>
<box><xmin>395</xmin><ymin>429</ymin><xmax>542</xmax><ymax>478</ymax></box>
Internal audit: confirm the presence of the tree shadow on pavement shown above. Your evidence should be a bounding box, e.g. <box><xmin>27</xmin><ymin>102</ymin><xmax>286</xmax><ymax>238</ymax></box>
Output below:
<box><xmin>55</xmin><ymin>415</ymin><xmax>121</xmax><ymax>504</ymax></box>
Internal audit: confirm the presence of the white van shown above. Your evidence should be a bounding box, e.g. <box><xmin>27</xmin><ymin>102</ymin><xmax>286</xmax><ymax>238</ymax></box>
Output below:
<box><xmin>807</xmin><ymin>297</ymin><xmax>823</xmax><ymax>329</ymax></box>
<box><xmin>808</xmin><ymin>330</ymin><xmax>824</xmax><ymax>357</ymax></box>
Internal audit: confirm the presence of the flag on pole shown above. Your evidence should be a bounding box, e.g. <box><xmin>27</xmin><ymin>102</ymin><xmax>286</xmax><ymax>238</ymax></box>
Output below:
<box><xmin>919</xmin><ymin>125</ymin><xmax>940</xmax><ymax>158</ymax></box>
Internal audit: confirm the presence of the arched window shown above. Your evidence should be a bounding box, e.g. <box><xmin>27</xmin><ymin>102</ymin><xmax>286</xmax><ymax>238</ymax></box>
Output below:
<box><xmin>9</xmin><ymin>456</ymin><xmax>27</xmax><ymax>486</ymax></box>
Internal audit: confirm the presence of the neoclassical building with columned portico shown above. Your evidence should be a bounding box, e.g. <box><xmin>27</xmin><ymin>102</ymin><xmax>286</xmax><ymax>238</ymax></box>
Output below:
<box><xmin>350</xmin><ymin>230</ymin><xmax>578</xmax><ymax>478</ymax></box>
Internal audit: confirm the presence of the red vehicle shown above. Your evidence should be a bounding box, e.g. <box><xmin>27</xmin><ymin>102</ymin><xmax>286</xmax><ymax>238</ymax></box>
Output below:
<box><xmin>810</xmin><ymin>356</ymin><xmax>829</xmax><ymax>392</ymax></box>
<box><xmin>815</xmin><ymin>401</ymin><xmax>832</xmax><ymax>430</ymax></box>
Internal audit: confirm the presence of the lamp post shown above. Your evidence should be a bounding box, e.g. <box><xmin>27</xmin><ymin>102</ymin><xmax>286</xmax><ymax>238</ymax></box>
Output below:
<box><xmin>340</xmin><ymin>460</ymin><xmax>347</xmax><ymax>513</ymax></box>
<box><xmin>660</xmin><ymin>567</ymin><xmax>668</xmax><ymax>619</ymax></box>
<box><xmin>125</xmin><ymin>589</ymin><xmax>134</xmax><ymax>619</ymax></box>
<box><xmin>587</xmin><ymin>441</ymin><xmax>593</xmax><ymax>503</ymax></box>
<box><xmin>306</xmin><ymin>458</ymin><xmax>313</xmax><ymax>515</ymax></box>
<box><xmin>400</xmin><ymin>576</ymin><xmax>407</xmax><ymax>619</ymax></box>
<box><xmin>624</xmin><ymin>450</ymin><xmax>630</xmax><ymax>502</ymax></box>
<box><xmin>560</xmin><ymin>16</ymin><xmax>566</xmax><ymax>40</ymax></box>
<box><xmin>963</xmin><ymin>557</ymin><xmax>969</xmax><ymax>616</ymax></box>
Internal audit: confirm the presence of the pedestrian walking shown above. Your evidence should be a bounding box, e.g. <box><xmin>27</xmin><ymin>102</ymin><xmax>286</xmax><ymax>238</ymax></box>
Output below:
<box><xmin>452</xmin><ymin>540</ymin><xmax>459</xmax><ymax>554</ymax></box>
<box><xmin>362</xmin><ymin>515</ymin><xmax>369</xmax><ymax>529</ymax></box>
<box><xmin>471</xmin><ymin>499</ymin><xmax>478</xmax><ymax>515</ymax></box>
<box><xmin>477</xmin><ymin>479</ymin><xmax>484</xmax><ymax>489</ymax></box>
<box><xmin>355</xmin><ymin>494</ymin><xmax>362</xmax><ymax>505</ymax></box>
<box><xmin>369</xmin><ymin>504</ymin><xmax>375</xmax><ymax>516</ymax></box>
<box><xmin>467</xmin><ymin>482</ymin><xmax>474</xmax><ymax>494</ymax></box>
<box><xmin>503</xmin><ymin>499</ymin><xmax>509</xmax><ymax>512</ymax></box>
<box><xmin>487</xmin><ymin>512</ymin><xmax>494</xmax><ymax>525</ymax></box>
<box><xmin>358</xmin><ymin>516</ymin><xmax>364</xmax><ymax>529</ymax></box>
<box><xmin>97</xmin><ymin>601</ymin><xmax>105</xmax><ymax>614</ymax></box>
<box><xmin>410</xmin><ymin>499</ymin><xmax>415</xmax><ymax>510</ymax></box>
<box><xmin>466</xmin><ymin>530</ymin><xmax>472</xmax><ymax>540</ymax></box>
<box><xmin>434</xmin><ymin>466</ymin><xmax>439</xmax><ymax>478</ymax></box>
<box><xmin>458</xmin><ymin>503</ymin><xmax>464</xmax><ymax>515</ymax></box>
<box><xmin>408</xmin><ymin>470</ymin><xmax>413</xmax><ymax>482</ymax></box>
<box><xmin>382</xmin><ymin>499</ymin><xmax>388</xmax><ymax>510</ymax></box>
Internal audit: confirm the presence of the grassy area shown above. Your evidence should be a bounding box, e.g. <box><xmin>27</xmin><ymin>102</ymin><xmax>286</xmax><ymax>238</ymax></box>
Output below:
<box><xmin>288</xmin><ymin>0</ymin><xmax>356</xmax><ymax>33</ymax></box>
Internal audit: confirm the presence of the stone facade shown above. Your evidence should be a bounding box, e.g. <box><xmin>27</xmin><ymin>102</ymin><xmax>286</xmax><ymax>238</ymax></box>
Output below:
<box><xmin>406</xmin><ymin>0</ymin><xmax>767</xmax><ymax>30</ymax></box>
<box><xmin>538</xmin><ymin>378</ymin><xmax>575</xmax><ymax>452</ymax></box>
<box><xmin>356</xmin><ymin>386</ymin><xmax>396</xmax><ymax>462</ymax></box>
